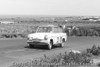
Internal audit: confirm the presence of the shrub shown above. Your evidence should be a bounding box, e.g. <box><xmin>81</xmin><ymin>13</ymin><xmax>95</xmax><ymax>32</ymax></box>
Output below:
<box><xmin>10</xmin><ymin>52</ymin><xmax>92</xmax><ymax>67</ymax></box>
<box><xmin>1</xmin><ymin>34</ymin><xmax>17</xmax><ymax>38</ymax></box>
<box><xmin>0</xmin><ymin>24</ymin><xmax>37</xmax><ymax>39</ymax></box>
<box><xmin>18</xmin><ymin>34</ymin><xmax>27</xmax><ymax>38</ymax></box>
<box><xmin>86</xmin><ymin>45</ymin><xmax>100</xmax><ymax>56</ymax></box>
<box><xmin>65</xmin><ymin>26</ymin><xmax>100</xmax><ymax>37</ymax></box>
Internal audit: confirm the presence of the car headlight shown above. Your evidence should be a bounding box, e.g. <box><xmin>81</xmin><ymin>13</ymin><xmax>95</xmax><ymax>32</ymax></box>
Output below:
<box><xmin>44</xmin><ymin>35</ymin><xmax>48</xmax><ymax>40</ymax></box>
<box><xmin>27</xmin><ymin>37</ymin><xmax>33</xmax><ymax>40</ymax></box>
<box><xmin>27</xmin><ymin>34</ymin><xmax>31</xmax><ymax>40</ymax></box>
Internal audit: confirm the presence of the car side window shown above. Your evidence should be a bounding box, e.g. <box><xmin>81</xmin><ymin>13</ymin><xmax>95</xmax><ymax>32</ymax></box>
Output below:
<box><xmin>54</xmin><ymin>27</ymin><xmax>62</xmax><ymax>33</ymax></box>
<box><xmin>46</xmin><ymin>27</ymin><xmax>52</xmax><ymax>32</ymax></box>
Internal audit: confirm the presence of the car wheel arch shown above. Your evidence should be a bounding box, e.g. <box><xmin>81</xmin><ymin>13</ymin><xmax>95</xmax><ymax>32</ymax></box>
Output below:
<box><xmin>62</xmin><ymin>38</ymin><xmax>65</xmax><ymax>42</ymax></box>
<box><xmin>50</xmin><ymin>39</ymin><xmax>53</xmax><ymax>45</ymax></box>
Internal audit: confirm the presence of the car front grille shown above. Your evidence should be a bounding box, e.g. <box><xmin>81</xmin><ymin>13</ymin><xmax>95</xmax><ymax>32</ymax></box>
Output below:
<box><xmin>32</xmin><ymin>39</ymin><xmax>41</xmax><ymax>41</ymax></box>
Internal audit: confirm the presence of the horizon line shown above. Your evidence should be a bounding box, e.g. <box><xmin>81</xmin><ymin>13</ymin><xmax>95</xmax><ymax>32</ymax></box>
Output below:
<box><xmin>0</xmin><ymin>14</ymin><xmax>99</xmax><ymax>17</ymax></box>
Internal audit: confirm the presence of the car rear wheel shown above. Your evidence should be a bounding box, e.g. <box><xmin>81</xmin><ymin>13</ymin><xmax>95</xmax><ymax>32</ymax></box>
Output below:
<box><xmin>48</xmin><ymin>40</ymin><xmax>53</xmax><ymax>50</ymax></box>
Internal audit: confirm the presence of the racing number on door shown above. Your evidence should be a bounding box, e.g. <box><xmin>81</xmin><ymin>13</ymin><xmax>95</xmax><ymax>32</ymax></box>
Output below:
<box><xmin>60</xmin><ymin>37</ymin><xmax>62</xmax><ymax>43</ymax></box>
<box><xmin>57</xmin><ymin>37</ymin><xmax>62</xmax><ymax>43</ymax></box>
<box><xmin>57</xmin><ymin>37</ymin><xmax>59</xmax><ymax>43</ymax></box>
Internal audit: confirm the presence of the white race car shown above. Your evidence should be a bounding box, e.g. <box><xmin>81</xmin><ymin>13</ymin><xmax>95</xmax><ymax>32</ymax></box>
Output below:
<box><xmin>27</xmin><ymin>25</ymin><xmax>67</xmax><ymax>50</ymax></box>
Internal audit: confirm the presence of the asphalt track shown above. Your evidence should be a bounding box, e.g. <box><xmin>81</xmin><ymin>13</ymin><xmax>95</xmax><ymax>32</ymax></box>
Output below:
<box><xmin>0</xmin><ymin>37</ymin><xmax>100</xmax><ymax>67</ymax></box>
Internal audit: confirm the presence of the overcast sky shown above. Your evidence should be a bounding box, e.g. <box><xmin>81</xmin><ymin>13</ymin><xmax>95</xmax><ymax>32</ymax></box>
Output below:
<box><xmin>0</xmin><ymin>0</ymin><xmax>100</xmax><ymax>16</ymax></box>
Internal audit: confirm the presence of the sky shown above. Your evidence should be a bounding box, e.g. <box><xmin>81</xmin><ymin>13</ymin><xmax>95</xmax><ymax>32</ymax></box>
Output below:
<box><xmin>0</xmin><ymin>0</ymin><xmax>100</xmax><ymax>16</ymax></box>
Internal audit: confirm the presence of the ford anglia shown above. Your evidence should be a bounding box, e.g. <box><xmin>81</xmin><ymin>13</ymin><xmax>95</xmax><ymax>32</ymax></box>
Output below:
<box><xmin>27</xmin><ymin>25</ymin><xmax>67</xmax><ymax>50</ymax></box>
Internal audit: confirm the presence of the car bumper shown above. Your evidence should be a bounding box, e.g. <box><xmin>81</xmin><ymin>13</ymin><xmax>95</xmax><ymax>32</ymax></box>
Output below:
<box><xmin>27</xmin><ymin>40</ymin><xmax>48</xmax><ymax>45</ymax></box>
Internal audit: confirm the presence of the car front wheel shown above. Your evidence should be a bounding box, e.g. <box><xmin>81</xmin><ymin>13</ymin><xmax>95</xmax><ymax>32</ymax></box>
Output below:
<box><xmin>29</xmin><ymin>44</ymin><xmax>34</xmax><ymax>48</ymax></box>
<box><xmin>48</xmin><ymin>40</ymin><xmax>53</xmax><ymax>50</ymax></box>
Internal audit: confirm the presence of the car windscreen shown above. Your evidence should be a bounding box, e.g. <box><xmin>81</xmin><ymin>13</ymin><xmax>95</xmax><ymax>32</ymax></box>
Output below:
<box><xmin>53</xmin><ymin>27</ymin><xmax>63</xmax><ymax>33</ymax></box>
<box><xmin>37</xmin><ymin>27</ymin><xmax>52</xmax><ymax>33</ymax></box>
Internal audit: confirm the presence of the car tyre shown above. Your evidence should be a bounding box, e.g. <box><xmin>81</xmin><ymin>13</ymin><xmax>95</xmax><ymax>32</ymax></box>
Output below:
<box><xmin>60</xmin><ymin>39</ymin><xmax>65</xmax><ymax>48</ymax></box>
<box><xmin>60</xmin><ymin>42</ymin><xmax>64</xmax><ymax>48</ymax></box>
<box><xmin>29</xmin><ymin>44</ymin><xmax>34</xmax><ymax>48</ymax></box>
<box><xmin>48</xmin><ymin>40</ymin><xmax>53</xmax><ymax>50</ymax></box>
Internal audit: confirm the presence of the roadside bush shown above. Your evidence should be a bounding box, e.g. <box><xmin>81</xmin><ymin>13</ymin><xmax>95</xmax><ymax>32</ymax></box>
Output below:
<box><xmin>1</xmin><ymin>34</ymin><xmax>18</xmax><ymax>38</ymax></box>
<box><xmin>10</xmin><ymin>51</ymin><xmax>92</xmax><ymax>67</ymax></box>
<box><xmin>0</xmin><ymin>24</ymin><xmax>37</xmax><ymax>39</ymax></box>
<box><xmin>65</xmin><ymin>26</ymin><xmax>100</xmax><ymax>37</ymax></box>
<box><xmin>86</xmin><ymin>45</ymin><xmax>100</xmax><ymax>56</ymax></box>
<box><xmin>0</xmin><ymin>33</ymin><xmax>28</xmax><ymax>38</ymax></box>
<box><xmin>18</xmin><ymin>34</ymin><xmax>27</xmax><ymax>38</ymax></box>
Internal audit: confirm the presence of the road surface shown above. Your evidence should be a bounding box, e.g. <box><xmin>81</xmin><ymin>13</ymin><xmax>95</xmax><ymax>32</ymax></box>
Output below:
<box><xmin>0</xmin><ymin>37</ymin><xmax>100</xmax><ymax>67</ymax></box>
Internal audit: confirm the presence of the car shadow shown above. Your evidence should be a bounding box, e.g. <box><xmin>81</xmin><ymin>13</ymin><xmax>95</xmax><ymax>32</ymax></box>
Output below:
<box><xmin>24</xmin><ymin>45</ymin><xmax>60</xmax><ymax>50</ymax></box>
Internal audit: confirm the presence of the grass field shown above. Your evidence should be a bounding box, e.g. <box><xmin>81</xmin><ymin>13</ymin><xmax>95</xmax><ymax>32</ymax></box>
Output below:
<box><xmin>0</xmin><ymin>16</ymin><xmax>100</xmax><ymax>39</ymax></box>
<box><xmin>0</xmin><ymin>22</ymin><xmax>100</xmax><ymax>38</ymax></box>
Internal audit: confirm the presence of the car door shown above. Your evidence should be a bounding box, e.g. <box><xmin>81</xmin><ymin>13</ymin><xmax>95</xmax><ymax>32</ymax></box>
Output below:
<box><xmin>57</xmin><ymin>27</ymin><xmax>63</xmax><ymax>43</ymax></box>
<box><xmin>53</xmin><ymin>27</ymin><xmax>62</xmax><ymax>44</ymax></box>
